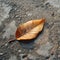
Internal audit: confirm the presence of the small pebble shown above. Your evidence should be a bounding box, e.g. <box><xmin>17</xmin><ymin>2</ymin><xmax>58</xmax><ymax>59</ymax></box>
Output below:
<box><xmin>26</xmin><ymin>12</ymin><xmax>32</xmax><ymax>16</ymax></box>
<box><xmin>22</xmin><ymin>54</ymin><xmax>27</xmax><ymax>58</ymax></box>
<box><xmin>27</xmin><ymin>13</ymin><xmax>32</xmax><ymax>16</ymax></box>
<box><xmin>18</xmin><ymin>50</ymin><xmax>21</xmax><ymax>52</ymax></box>
<box><xmin>51</xmin><ymin>12</ymin><xmax>54</xmax><ymax>16</ymax></box>
<box><xmin>17</xmin><ymin>9</ymin><xmax>20</xmax><ymax>12</ymax></box>
<box><xmin>23</xmin><ymin>57</ymin><xmax>27</xmax><ymax>60</ymax></box>
<box><xmin>28</xmin><ymin>54</ymin><xmax>35</xmax><ymax>59</ymax></box>
<box><xmin>18</xmin><ymin>17</ymin><xmax>21</xmax><ymax>20</ymax></box>
<box><xmin>5</xmin><ymin>43</ymin><xmax>8</xmax><ymax>46</ymax></box>
<box><xmin>15</xmin><ymin>15</ymin><xmax>19</xmax><ymax>18</ymax></box>
<box><xmin>19</xmin><ymin>54</ymin><xmax>24</xmax><ymax>56</ymax></box>
<box><xmin>14</xmin><ymin>8</ymin><xmax>17</xmax><ymax>11</ymax></box>
<box><xmin>0</xmin><ymin>53</ymin><xmax>3</xmax><ymax>55</ymax></box>
<box><xmin>19</xmin><ymin>54</ymin><xmax>27</xmax><ymax>60</ymax></box>
<box><xmin>45</xmin><ymin>56</ymin><xmax>50</xmax><ymax>59</ymax></box>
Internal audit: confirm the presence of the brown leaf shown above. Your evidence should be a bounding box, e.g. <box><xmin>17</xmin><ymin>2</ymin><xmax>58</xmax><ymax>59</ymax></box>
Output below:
<box><xmin>15</xmin><ymin>18</ymin><xmax>45</xmax><ymax>40</ymax></box>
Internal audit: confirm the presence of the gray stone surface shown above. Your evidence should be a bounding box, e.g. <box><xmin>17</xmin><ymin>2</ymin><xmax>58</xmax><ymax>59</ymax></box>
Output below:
<box><xmin>46</xmin><ymin>0</ymin><xmax>60</xmax><ymax>8</ymax></box>
<box><xmin>9</xmin><ymin>55</ymin><xmax>17</xmax><ymax>60</ymax></box>
<box><xmin>3</xmin><ymin>20</ymin><xmax>17</xmax><ymax>39</ymax></box>
<box><xmin>0</xmin><ymin>2</ymin><xmax>12</xmax><ymax>25</ymax></box>
<box><xmin>0</xmin><ymin>0</ymin><xmax>60</xmax><ymax>60</ymax></box>
<box><xmin>36</xmin><ymin>42</ymin><xmax>53</xmax><ymax>57</ymax></box>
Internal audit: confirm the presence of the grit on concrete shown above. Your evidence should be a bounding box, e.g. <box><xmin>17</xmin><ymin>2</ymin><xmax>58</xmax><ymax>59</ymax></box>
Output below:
<box><xmin>0</xmin><ymin>0</ymin><xmax>60</xmax><ymax>60</ymax></box>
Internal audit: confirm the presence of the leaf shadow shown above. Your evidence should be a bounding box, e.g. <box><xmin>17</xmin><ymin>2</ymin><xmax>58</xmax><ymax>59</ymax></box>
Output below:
<box><xmin>17</xmin><ymin>29</ymin><xmax>44</xmax><ymax>49</ymax></box>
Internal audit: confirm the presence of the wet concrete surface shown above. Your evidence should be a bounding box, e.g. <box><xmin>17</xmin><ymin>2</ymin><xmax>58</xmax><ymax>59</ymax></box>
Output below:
<box><xmin>0</xmin><ymin>0</ymin><xmax>60</xmax><ymax>60</ymax></box>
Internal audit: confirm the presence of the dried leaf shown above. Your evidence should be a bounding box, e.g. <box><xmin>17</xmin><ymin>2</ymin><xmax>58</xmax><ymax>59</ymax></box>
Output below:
<box><xmin>15</xmin><ymin>18</ymin><xmax>45</xmax><ymax>40</ymax></box>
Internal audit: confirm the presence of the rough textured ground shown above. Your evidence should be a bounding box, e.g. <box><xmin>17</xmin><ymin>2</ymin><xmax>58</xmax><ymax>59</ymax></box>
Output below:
<box><xmin>0</xmin><ymin>0</ymin><xmax>60</xmax><ymax>60</ymax></box>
